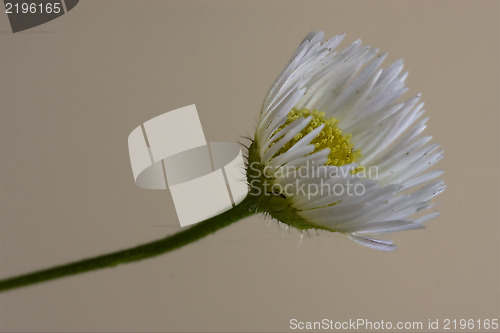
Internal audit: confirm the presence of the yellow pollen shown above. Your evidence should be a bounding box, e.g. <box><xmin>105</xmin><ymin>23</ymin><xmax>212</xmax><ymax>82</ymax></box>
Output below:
<box><xmin>271</xmin><ymin>108</ymin><xmax>361</xmax><ymax>166</ymax></box>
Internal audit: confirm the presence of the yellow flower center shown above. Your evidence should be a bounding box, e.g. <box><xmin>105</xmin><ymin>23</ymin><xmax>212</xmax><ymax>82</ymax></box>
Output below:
<box><xmin>272</xmin><ymin>108</ymin><xmax>361</xmax><ymax>166</ymax></box>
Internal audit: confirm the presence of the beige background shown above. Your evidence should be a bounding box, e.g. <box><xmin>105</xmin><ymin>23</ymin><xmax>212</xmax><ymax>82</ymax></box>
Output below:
<box><xmin>0</xmin><ymin>1</ymin><xmax>499</xmax><ymax>332</ymax></box>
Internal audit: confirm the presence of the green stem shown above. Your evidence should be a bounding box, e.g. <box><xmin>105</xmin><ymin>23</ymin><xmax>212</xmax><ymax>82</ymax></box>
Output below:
<box><xmin>0</xmin><ymin>195</ymin><xmax>257</xmax><ymax>293</ymax></box>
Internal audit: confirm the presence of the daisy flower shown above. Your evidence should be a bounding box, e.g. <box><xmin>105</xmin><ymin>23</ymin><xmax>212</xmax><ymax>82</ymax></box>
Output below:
<box><xmin>246</xmin><ymin>31</ymin><xmax>445</xmax><ymax>251</ymax></box>
<box><xmin>0</xmin><ymin>31</ymin><xmax>446</xmax><ymax>292</ymax></box>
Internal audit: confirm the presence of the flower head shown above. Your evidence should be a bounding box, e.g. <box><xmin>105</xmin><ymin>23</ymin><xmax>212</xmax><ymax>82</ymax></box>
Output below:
<box><xmin>247</xmin><ymin>31</ymin><xmax>445</xmax><ymax>251</ymax></box>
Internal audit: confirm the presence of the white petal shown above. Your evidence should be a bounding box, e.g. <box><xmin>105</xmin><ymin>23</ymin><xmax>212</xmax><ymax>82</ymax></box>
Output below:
<box><xmin>346</xmin><ymin>234</ymin><xmax>396</xmax><ymax>251</ymax></box>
